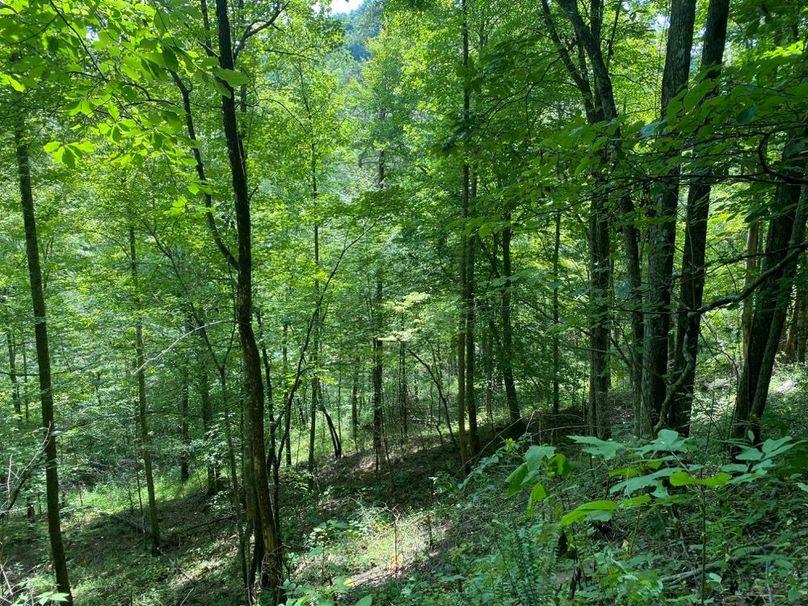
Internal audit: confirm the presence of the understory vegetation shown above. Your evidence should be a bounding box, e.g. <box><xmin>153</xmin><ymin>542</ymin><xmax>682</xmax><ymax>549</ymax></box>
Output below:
<box><xmin>2</xmin><ymin>0</ymin><xmax>807</xmax><ymax>604</ymax></box>
<box><xmin>5</xmin><ymin>368</ymin><xmax>808</xmax><ymax>605</ymax></box>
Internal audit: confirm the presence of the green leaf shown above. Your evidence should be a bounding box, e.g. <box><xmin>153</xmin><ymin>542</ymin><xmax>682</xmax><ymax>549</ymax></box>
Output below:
<box><xmin>547</xmin><ymin>453</ymin><xmax>572</xmax><ymax>477</ymax></box>
<box><xmin>639</xmin><ymin>429</ymin><xmax>688</xmax><ymax>454</ymax></box>
<box><xmin>214</xmin><ymin>67</ymin><xmax>249</xmax><ymax>87</ymax></box>
<box><xmin>670</xmin><ymin>470</ymin><xmax>730</xmax><ymax>488</ymax></box>
<box><xmin>560</xmin><ymin>500</ymin><xmax>618</xmax><ymax>527</ymax></box>
<box><xmin>506</xmin><ymin>463</ymin><xmax>528</xmax><ymax>496</ymax></box>
<box><xmin>569</xmin><ymin>435</ymin><xmax>623</xmax><ymax>460</ymax></box>
<box><xmin>761</xmin><ymin>436</ymin><xmax>794</xmax><ymax>458</ymax></box>
<box><xmin>524</xmin><ymin>445</ymin><xmax>556</xmax><ymax>470</ymax></box>
<box><xmin>527</xmin><ymin>482</ymin><xmax>547</xmax><ymax>516</ymax></box>
<box><xmin>0</xmin><ymin>73</ymin><xmax>25</xmax><ymax>92</ymax></box>
<box><xmin>737</xmin><ymin>106</ymin><xmax>757</xmax><ymax>124</ymax></box>
<box><xmin>620</xmin><ymin>494</ymin><xmax>652</xmax><ymax>508</ymax></box>
<box><xmin>354</xmin><ymin>597</ymin><xmax>372</xmax><ymax>606</ymax></box>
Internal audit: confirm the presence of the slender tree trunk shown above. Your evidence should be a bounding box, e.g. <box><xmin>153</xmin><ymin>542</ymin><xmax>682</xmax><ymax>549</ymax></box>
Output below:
<box><xmin>734</xmin><ymin>150</ymin><xmax>808</xmax><ymax>443</ymax></box>
<box><xmin>282</xmin><ymin>322</ymin><xmax>292</xmax><ymax>467</ymax></box>
<box><xmin>483</xmin><ymin>322</ymin><xmax>494</xmax><ymax>426</ymax></box>
<box><xmin>351</xmin><ymin>361</ymin><xmax>359</xmax><ymax>451</ymax></box>
<box><xmin>500</xmin><ymin>214</ymin><xmax>521</xmax><ymax>429</ymax></box>
<box><xmin>6</xmin><ymin>328</ymin><xmax>21</xmax><ymax>417</ymax></box>
<box><xmin>552</xmin><ymin>211</ymin><xmax>561</xmax><ymax>415</ymax></box>
<box><xmin>589</xmin><ymin>197</ymin><xmax>611</xmax><ymax>439</ymax></box>
<box><xmin>466</xmin><ymin>172</ymin><xmax>479</xmax><ymax>457</ymax></box>
<box><xmin>308</xmin><ymin>150</ymin><xmax>321</xmax><ymax>474</ymax></box>
<box><xmin>372</xmin><ymin>272</ymin><xmax>384</xmax><ymax>471</ymax></box>
<box><xmin>128</xmin><ymin>226</ymin><xmax>161</xmax><ymax>555</ymax></box>
<box><xmin>16</xmin><ymin>124</ymin><xmax>73</xmax><ymax>606</ymax></box>
<box><xmin>642</xmin><ymin>0</ymin><xmax>696</xmax><ymax>432</ymax></box>
<box><xmin>667</xmin><ymin>0</ymin><xmax>730</xmax><ymax>435</ymax></box>
<box><xmin>198</xmin><ymin>355</ymin><xmax>217</xmax><ymax>495</ymax></box>
<box><xmin>398</xmin><ymin>340</ymin><xmax>408</xmax><ymax>439</ymax></box>
<box><xmin>179</xmin><ymin>356</ymin><xmax>190</xmax><ymax>483</ymax></box>
<box><xmin>742</xmin><ymin>222</ymin><xmax>761</xmax><ymax>360</ymax></box>
<box><xmin>795</xmin><ymin>274</ymin><xmax>808</xmax><ymax>364</ymax></box>
<box><xmin>213</xmin><ymin>1</ymin><xmax>283</xmax><ymax>601</ymax></box>
<box><xmin>550</xmin><ymin>0</ymin><xmax>644</xmax><ymax>434</ymax></box>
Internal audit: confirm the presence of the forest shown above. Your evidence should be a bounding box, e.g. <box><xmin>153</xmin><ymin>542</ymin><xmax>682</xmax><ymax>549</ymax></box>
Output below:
<box><xmin>0</xmin><ymin>0</ymin><xmax>807</xmax><ymax>604</ymax></box>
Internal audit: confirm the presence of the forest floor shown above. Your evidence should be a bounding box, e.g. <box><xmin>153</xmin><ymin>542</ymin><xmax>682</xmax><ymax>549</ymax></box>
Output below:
<box><xmin>3</xmin><ymin>369</ymin><xmax>808</xmax><ymax>605</ymax></box>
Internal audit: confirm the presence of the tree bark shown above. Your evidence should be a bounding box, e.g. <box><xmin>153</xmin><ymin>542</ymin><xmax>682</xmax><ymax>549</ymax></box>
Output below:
<box><xmin>6</xmin><ymin>328</ymin><xmax>21</xmax><ymax>417</ymax></box>
<box><xmin>16</xmin><ymin>123</ymin><xmax>73</xmax><ymax>606</ymax></box>
<box><xmin>552</xmin><ymin>210</ymin><xmax>561</xmax><ymax>415</ymax></box>
<box><xmin>667</xmin><ymin>0</ymin><xmax>730</xmax><ymax>434</ymax></box>
<box><xmin>642</xmin><ymin>0</ymin><xmax>696</xmax><ymax>432</ymax></box>
<box><xmin>589</xmin><ymin>197</ymin><xmax>611</xmax><ymax>439</ymax></box>
<box><xmin>351</xmin><ymin>361</ymin><xmax>360</xmax><ymax>451</ymax></box>
<box><xmin>197</xmin><ymin>353</ymin><xmax>217</xmax><ymax>495</ymax></box>
<box><xmin>499</xmin><ymin>214</ymin><xmax>521</xmax><ymax>429</ymax></box>
<box><xmin>742</xmin><ymin>222</ymin><xmax>762</xmax><ymax>360</ymax></box>
<box><xmin>128</xmin><ymin>226</ymin><xmax>161</xmax><ymax>555</ymax></box>
<box><xmin>733</xmin><ymin>144</ymin><xmax>808</xmax><ymax>443</ymax></box>
<box><xmin>179</xmin><ymin>357</ymin><xmax>191</xmax><ymax>483</ymax></box>
<box><xmin>213</xmin><ymin>0</ymin><xmax>283</xmax><ymax>601</ymax></box>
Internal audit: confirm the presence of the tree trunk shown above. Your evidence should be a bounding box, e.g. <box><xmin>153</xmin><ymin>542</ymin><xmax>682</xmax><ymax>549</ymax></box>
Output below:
<box><xmin>372</xmin><ymin>271</ymin><xmax>384</xmax><ymax>471</ymax></box>
<box><xmin>179</xmin><ymin>355</ymin><xmax>190</xmax><ymax>483</ymax></box>
<box><xmin>550</xmin><ymin>0</ymin><xmax>644</xmax><ymax>434</ymax></box>
<box><xmin>552</xmin><ymin>210</ymin><xmax>561</xmax><ymax>415</ymax></box>
<box><xmin>742</xmin><ymin>221</ymin><xmax>762</xmax><ymax>360</ymax></box>
<box><xmin>734</xmin><ymin>147</ymin><xmax>808</xmax><ymax>443</ymax></box>
<box><xmin>198</xmin><ymin>354</ymin><xmax>217</xmax><ymax>495</ymax></box>
<box><xmin>351</xmin><ymin>361</ymin><xmax>360</xmax><ymax>451</ymax></box>
<box><xmin>465</xmin><ymin>172</ymin><xmax>479</xmax><ymax>457</ymax></box>
<box><xmin>128</xmin><ymin>226</ymin><xmax>161</xmax><ymax>555</ymax></box>
<box><xmin>282</xmin><ymin>322</ymin><xmax>293</xmax><ymax>467</ymax></box>
<box><xmin>500</xmin><ymin>214</ymin><xmax>521</xmax><ymax>429</ymax></box>
<box><xmin>667</xmin><ymin>0</ymin><xmax>730</xmax><ymax>435</ymax></box>
<box><xmin>642</xmin><ymin>0</ymin><xmax>696</xmax><ymax>432</ymax></box>
<box><xmin>16</xmin><ymin>124</ymin><xmax>73</xmax><ymax>606</ymax></box>
<box><xmin>6</xmin><ymin>328</ymin><xmax>21</xmax><ymax>417</ymax></box>
<box><xmin>589</xmin><ymin>197</ymin><xmax>611</xmax><ymax>439</ymax></box>
<box><xmin>398</xmin><ymin>340</ymin><xmax>408</xmax><ymax>439</ymax></box>
<box><xmin>483</xmin><ymin>322</ymin><xmax>494</xmax><ymax>426</ymax></box>
<box><xmin>213</xmin><ymin>1</ymin><xmax>283</xmax><ymax>601</ymax></box>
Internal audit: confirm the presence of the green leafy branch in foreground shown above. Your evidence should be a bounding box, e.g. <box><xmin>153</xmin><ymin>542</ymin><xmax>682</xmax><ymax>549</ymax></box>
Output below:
<box><xmin>508</xmin><ymin>431</ymin><xmax>803</xmax><ymax>526</ymax></box>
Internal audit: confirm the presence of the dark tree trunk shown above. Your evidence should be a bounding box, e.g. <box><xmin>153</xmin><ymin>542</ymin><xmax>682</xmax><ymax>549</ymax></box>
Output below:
<box><xmin>589</xmin><ymin>197</ymin><xmax>611</xmax><ymax>439</ymax></box>
<box><xmin>213</xmin><ymin>0</ymin><xmax>283</xmax><ymax>601</ymax></box>
<box><xmin>16</xmin><ymin>124</ymin><xmax>73</xmax><ymax>606</ymax></box>
<box><xmin>351</xmin><ymin>361</ymin><xmax>360</xmax><ymax>451</ymax></box>
<box><xmin>500</xmin><ymin>214</ymin><xmax>521</xmax><ymax>429</ymax></box>
<box><xmin>734</xmin><ymin>146</ymin><xmax>808</xmax><ymax>443</ymax></box>
<box><xmin>667</xmin><ymin>0</ymin><xmax>730</xmax><ymax>435</ymax></box>
<box><xmin>643</xmin><ymin>0</ymin><xmax>696</xmax><ymax>432</ymax></box>
<box><xmin>550</xmin><ymin>0</ymin><xmax>644</xmax><ymax>433</ymax></box>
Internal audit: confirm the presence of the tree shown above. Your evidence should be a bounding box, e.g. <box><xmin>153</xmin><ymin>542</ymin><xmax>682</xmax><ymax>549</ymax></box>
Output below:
<box><xmin>15</xmin><ymin>119</ymin><xmax>73</xmax><ymax>605</ymax></box>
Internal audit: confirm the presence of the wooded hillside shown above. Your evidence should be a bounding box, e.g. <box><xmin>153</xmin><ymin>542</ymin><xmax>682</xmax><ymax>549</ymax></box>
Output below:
<box><xmin>1</xmin><ymin>0</ymin><xmax>807</xmax><ymax>604</ymax></box>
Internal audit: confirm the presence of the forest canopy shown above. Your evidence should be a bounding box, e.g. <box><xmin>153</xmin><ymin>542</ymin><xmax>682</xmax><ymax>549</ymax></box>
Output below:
<box><xmin>1</xmin><ymin>0</ymin><xmax>807</xmax><ymax>605</ymax></box>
